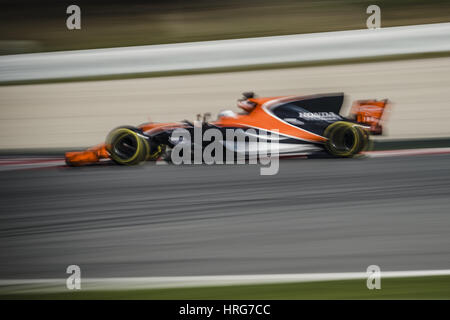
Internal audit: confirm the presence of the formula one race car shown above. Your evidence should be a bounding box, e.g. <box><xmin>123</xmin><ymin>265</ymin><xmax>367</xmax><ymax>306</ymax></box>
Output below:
<box><xmin>65</xmin><ymin>92</ymin><xmax>388</xmax><ymax>166</ymax></box>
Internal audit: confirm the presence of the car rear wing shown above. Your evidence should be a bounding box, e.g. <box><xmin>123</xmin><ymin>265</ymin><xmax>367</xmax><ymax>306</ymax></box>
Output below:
<box><xmin>350</xmin><ymin>99</ymin><xmax>389</xmax><ymax>135</ymax></box>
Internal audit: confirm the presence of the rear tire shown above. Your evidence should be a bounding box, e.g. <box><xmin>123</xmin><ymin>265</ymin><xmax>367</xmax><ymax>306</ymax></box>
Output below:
<box><xmin>324</xmin><ymin>121</ymin><xmax>368</xmax><ymax>157</ymax></box>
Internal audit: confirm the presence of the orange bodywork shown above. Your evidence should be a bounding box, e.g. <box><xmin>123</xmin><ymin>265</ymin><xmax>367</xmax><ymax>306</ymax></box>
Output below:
<box><xmin>213</xmin><ymin>96</ymin><xmax>327</xmax><ymax>143</ymax></box>
<box><xmin>64</xmin><ymin>122</ymin><xmax>178</xmax><ymax>166</ymax></box>
<box><xmin>65</xmin><ymin>95</ymin><xmax>388</xmax><ymax>166</ymax></box>
<box><xmin>65</xmin><ymin>144</ymin><xmax>110</xmax><ymax>166</ymax></box>
<box><xmin>350</xmin><ymin>99</ymin><xmax>389</xmax><ymax>135</ymax></box>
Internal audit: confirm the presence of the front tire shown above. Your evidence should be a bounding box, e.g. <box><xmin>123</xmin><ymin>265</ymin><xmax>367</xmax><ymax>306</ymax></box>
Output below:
<box><xmin>106</xmin><ymin>127</ymin><xmax>150</xmax><ymax>165</ymax></box>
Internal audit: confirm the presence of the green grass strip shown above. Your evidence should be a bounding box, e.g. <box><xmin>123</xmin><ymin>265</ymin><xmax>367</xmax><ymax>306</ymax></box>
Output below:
<box><xmin>1</xmin><ymin>275</ymin><xmax>450</xmax><ymax>300</ymax></box>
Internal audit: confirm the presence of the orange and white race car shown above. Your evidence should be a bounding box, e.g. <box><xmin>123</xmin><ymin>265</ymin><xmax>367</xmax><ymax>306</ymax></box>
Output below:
<box><xmin>65</xmin><ymin>92</ymin><xmax>388</xmax><ymax>166</ymax></box>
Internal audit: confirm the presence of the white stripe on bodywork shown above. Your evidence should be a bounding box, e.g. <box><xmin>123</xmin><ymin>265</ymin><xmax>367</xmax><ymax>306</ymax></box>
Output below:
<box><xmin>221</xmin><ymin>141</ymin><xmax>321</xmax><ymax>156</ymax></box>
<box><xmin>260</xmin><ymin>96</ymin><xmax>328</xmax><ymax>142</ymax></box>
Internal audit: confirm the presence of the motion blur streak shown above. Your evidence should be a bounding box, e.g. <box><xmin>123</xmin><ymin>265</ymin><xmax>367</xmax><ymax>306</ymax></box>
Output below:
<box><xmin>3</xmin><ymin>270</ymin><xmax>450</xmax><ymax>292</ymax></box>
<box><xmin>0</xmin><ymin>155</ymin><xmax>449</xmax><ymax>279</ymax></box>
<box><xmin>1</xmin><ymin>23</ymin><xmax>450</xmax><ymax>82</ymax></box>
<box><xmin>1</xmin><ymin>57</ymin><xmax>450</xmax><ymax>149</ymax></box>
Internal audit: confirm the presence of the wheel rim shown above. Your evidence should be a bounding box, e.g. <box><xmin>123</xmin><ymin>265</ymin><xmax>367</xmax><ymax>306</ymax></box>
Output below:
<box><xmin>325</xmin><ymin>122</ymin><xmax>366</xmax><ymax>157</ymax></box>
<box><xmin>113</xmin><ymin>134</ymin><xmax>138</xmax><ymax>160</ymax></box>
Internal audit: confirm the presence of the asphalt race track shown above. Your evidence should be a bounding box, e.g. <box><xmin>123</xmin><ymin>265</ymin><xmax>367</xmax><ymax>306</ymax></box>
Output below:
<box><xmin>0</xmin><ymin>154</ymin><xmax>450</xmax><ymax>279</ymax></box>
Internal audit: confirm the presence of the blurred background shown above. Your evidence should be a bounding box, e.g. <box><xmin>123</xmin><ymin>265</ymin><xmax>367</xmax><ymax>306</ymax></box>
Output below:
<box><xmin>0</xmin><ymin>0</ymin><xmax>450</xmax><ymax>299</ymax></box>
<box><xmin>1</xmin><ymin>0</ymin><xmax>450</xmax><ymax>54</ymax></box>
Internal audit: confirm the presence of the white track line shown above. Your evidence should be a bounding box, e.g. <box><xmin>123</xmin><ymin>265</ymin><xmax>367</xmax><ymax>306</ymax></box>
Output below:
<box><xmin>364</xmin><ymin>147</ymin><xmax>450</xmax><ymax>158</ymax></box>
<box><xmin>1</xmin><ymin>269</ymin><xmax>450</xmax><ymax>293</ymax></box>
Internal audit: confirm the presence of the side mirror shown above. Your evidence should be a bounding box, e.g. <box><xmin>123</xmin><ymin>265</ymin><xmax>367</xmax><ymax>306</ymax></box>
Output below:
<box><xmin>242</xmin><ymin>91</ymin><xmax>255</xmax><ymax>99</ymax></box>
<box><xmin>203</xmin><ymin>112</ymin><xmax>211</xmax><ymax>123</ymax></box>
